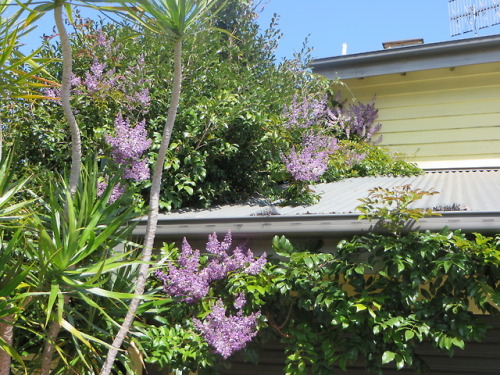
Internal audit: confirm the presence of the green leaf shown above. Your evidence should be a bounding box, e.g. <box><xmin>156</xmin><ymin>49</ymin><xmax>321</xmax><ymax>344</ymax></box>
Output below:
<box><xmin>46</xmin><ymin>283</ymin><xmax>60</xmax><ymax>326</ymax></box>
<box><xmin>86</xmin><ymin>287</ymin><xmax>156</xmax><ymax>300</ymax></box>
<box><xmin>33</xmin><ymin>2</ymin><xmax>55</xmax><ymax>12</ymax></box>
<box><xmin>405</xmin><ymin>330</ymin><xmax>415</xmax><ymax>341</ymax></box>
<box><xmin>354</xmin><ymin>303</ymin><xmax>367</xmax><ymax>312</ymax></box>
<box><xmin>452</xmin><ymin>337</ymin><xmax>465</xmax><ymax>350</ymax></box>
<box><xmin>60</xmin><ymin>319</ymin><xmax>96</xmax><ymax>352</ymax></box>
<box><xmin>354</xmin><ymin>265</ymin><xmax>365</xmax><ymax>274</ymax></box>
<box><xmin>381</xmin><ymin>351</ymin><xmax>396</xmax><ymax>364</ymax></box>
<box><xmin>396</xmin><ymin>357</ymin><xmax>405</xmax><ymax>370</ymax></box>
<box><xmin>272</xmin><ymin>235</ymin><xmax>294</xmax><ymax>257</ymax></box>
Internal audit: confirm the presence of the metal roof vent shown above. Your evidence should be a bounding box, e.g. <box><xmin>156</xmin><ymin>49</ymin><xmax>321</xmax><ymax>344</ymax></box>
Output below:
<box><xmin>382</xmin><ymin>38</ymin><xmax>424</xmax><ymax>49</ymax></box>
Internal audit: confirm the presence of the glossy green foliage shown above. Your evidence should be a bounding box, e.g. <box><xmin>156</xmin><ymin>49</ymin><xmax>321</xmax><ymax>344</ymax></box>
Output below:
<box><xmin>135</xmin><ymin>319</ymin><xmax>214</xmax><ymax>373</ymax></box>
<box><xmin>4</xmin><ymin>0</ymin><xmax>326</xmax><ymax>210</ymax></box>
<box><xmin>323</xmin><ymin>140</ymin><xmax>422</xmax><ymax>183</ymax></box>
<box><xmin>262</xmin><ymin>189</ymin><xmax>500</xmax><ymax>374</ymax></box>
<box><xmin>357</xmin><ymin>185</ymin><xmax>440</xmax><ymax>236</ymax></box>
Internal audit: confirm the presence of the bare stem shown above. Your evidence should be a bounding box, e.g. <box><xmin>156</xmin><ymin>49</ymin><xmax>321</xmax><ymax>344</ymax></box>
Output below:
<box><xmin>100</xmin><ymin>40</ymin><xmax>183</xmax><ymax>375</ymax></box>
<box><xmin>40</xmin><ymin>318</ymin><xmax>62</xmax><ymax>375</ymax></box>
<box><xmin>54</xmin><ymin>1</ymin><xmax>81</xmax><ymax>196</ymax></box>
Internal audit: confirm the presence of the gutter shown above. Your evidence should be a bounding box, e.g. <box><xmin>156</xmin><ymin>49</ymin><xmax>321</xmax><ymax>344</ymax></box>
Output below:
<box><xmin>310</xmin><ymin>34</ymin><xmax>500</xmax><ymax>79</ymax></box>
<box><xmin>132</xmin><ymin>211</ymin><xmax>500</xmax><ymax>240</ymax></box>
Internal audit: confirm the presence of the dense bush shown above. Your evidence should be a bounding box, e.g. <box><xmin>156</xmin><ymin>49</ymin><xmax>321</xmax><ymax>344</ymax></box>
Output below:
<box><xmin>3</xmin><ymin>1</ymin><xmax>332</xmax><ymax>210</ymax></box>
<box><xmin>126</xmin><ymin>186</ymin><xmax>500</xmax><ymax>374</ymax></box>
<box><xmin>2</xmin><ymin>0</ymin><xmax>420</xmax><ymax>210</ymax></box>
<box><xmin>0</xmin><ymin>2</ymin><xmax>450</xmax><ymax>374</ymax></box>
<box><xmin>323</xmin><ymin>140</ymin><xmax>422</xmax><ymax>182</ymax></box>
<box><xmin>262</xmin><ymin>186</ymin><xmax>500</xmax><ymax>374</ymax></box>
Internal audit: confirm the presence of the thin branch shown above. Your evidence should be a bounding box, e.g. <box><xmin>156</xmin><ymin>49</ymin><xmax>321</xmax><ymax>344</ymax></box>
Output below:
<box><xmin>100</xmin><ymin>39</ymin><xmax>183</xmax><ymax>375</ymax></box>
<box><xmin>54</xmin><ymin>1</ymin><xmax>82</xmax><ymax>196</ymax></box>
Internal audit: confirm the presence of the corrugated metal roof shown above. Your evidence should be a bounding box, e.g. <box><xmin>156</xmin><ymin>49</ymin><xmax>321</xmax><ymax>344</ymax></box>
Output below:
<box><xmin>161</xmin><ymin>169</ymin><xmax>500</xmax><ymax>220</ymax></box>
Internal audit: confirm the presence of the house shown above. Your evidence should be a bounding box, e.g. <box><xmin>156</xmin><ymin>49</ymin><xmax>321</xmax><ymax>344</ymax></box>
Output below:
<box><xmin>311</xmin><ymin>34</ymin><xmax>500</xmax><ymax>170</ymax></box>
<box><xmin>135</xmin><ymin>35</ymin><xmax>500</xmax><ymax>374</ymax></box>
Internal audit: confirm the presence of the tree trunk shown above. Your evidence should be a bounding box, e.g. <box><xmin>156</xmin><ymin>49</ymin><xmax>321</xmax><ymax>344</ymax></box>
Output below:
<box><xmin>40</xmin><ymin>4</ymin><xmax>81</xmax><ymax>374</ymax></box>
<box><xmin>0</xmin><ymin>312</ymin><xmax>14</xmax><ymax>375</ymax></box>
<box><xmin>40</xmin><ymin>317</ymin><xmax>61</xmax><ymax>375</ymax></box>
<box><xmin>54</xmin><ymin>2</ymin><xmax>81</xmax><ymax>195</ymax></box>
<box><xmin>100</xmin><ymin>40</ymin><xmax>183</xmax><ymax>375</ymax></box>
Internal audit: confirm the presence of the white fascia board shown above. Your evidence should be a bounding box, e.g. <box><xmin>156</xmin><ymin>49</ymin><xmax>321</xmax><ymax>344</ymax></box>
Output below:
<box><xmin>132</xmin><ymin>212</ymin><xmax>500</xmax><ymax>240</ymax></box>
<box><xmin>310</xmin><ymin>35</ymin><xmax>500</xmax><ymax>79</ymax></box>
<box><xmin>418</xmin><ymin>159</ymin><xmax>500</xmax><ymax>170</ymax></box>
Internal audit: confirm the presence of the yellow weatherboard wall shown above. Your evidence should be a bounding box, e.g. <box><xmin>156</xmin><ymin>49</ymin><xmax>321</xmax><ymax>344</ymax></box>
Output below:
<box><xmin>340</xmin><ymin>62</ymin><xmax>500</xmax><ymax>166</ymax></box>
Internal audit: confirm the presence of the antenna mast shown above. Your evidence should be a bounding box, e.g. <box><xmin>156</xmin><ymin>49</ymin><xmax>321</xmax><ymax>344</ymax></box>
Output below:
<box><xmin>449</xmin><ymin>0</ymin><xmax>500</xmax><ymax>37</ymax></box>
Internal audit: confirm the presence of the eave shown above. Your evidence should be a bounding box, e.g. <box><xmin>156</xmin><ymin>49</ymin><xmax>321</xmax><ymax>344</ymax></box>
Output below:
<box><xmin>310</xmin><ymin>34</ymin><xmax>500</xmax><ymax>79</ymax></box>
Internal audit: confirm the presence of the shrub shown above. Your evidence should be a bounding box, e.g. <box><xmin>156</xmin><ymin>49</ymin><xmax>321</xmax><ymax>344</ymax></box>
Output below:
<box><xmin>323</xmin><ymin>140</ymin><xmax>422</xmax><ymax>182</ymax></box>
<box><xmin>265</xmin><ymin>186</ymin><xmax>500</xmax><ymax>374</ymax></box>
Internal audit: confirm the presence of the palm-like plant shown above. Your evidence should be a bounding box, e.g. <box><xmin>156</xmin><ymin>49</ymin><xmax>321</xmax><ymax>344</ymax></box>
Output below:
<box><xmin>0</xmin><ymin>148</ymin><xmax>31</xmax><ymax>375</ymax></box>
<box><xmin>0</xmin><ymin>0</ymin><xmax>56</xmax><ymax>100</ymax></box>
<box><xmin>100</xmin><ymin>1</ymin><xmax>222</xmax><ymax>373</ymax></box>
<box><xmin>24</xmin><ymin>166</ymin><xmax>143</xmax><ymax>375</ymax></box>
<box><xmin>15</xmin><ymin>1</ymin><xmax>87</xmax><ymax>370</ymax></box>
<box><xmin>0</xmin><ymin>231</ymin><xmax>31</xmax><ymax>375</ymax></box>
<box><xmin>0</xmin><ymin>0</ymin><xmax>58</xmax><ymax>158</ymax></box>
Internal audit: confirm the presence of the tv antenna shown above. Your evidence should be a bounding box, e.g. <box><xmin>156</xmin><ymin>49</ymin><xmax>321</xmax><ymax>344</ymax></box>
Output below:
<box><xmin>449</xmin><ymin>0</ymin><xmax>500</xmax><ymax>37</ymax></box>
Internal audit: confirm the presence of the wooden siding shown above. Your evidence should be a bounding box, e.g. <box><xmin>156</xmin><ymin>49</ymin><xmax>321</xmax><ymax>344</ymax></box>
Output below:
<box><xmin>221</xmin><ymin>316</ymin><xmax>500</xmax><ymax>375</ymax></box>
<box><xmin>338</xmin><ymin>62</ymin><xmax>500</xmax><ymax>164</ymax></box>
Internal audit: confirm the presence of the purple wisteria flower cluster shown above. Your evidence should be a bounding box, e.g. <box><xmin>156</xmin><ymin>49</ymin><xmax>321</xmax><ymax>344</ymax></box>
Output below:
<box><xmin>281</xmin><ymin>95</ymin><xmax>339</xmax><ymax>182</ymax></box>
<box><xmin>44</xmin><ymin>28</ymin><xmax>151</xmax><ymax>114</ymax></box>
<box><xmin>154</xmin><ymin>232</ymin><xmax>266</xmax><ymax>358</ymax></box>
<box><xmin>281</xmin><ymin>95</ymin><xmax>384</xmax><ymax>184</ymax></box>
<box><xmin>193</xmin><ymin>296</ymin><xmax>260</xmax><ymax>359</ymax></box>
<box><xmin>97</xmin><ymin>180</ymin><xmax>126</xmax><ymax>203</ymax></box>
<box><xmin>83</xmin><ymin>61</ymin><xmax>120</xmax><ymax>96</ymax></box>
<box><xmin>328</xmin><ymin>101</ymin><xmax>382</xmax><ymax>143</ymax></box>
<box><xmin>105</xmin><ymin>113</ymin><xmax>151</xmax><ymax>181</ymax></box>
<box><xmin>282</xmin><ymin>134</ymin><xmax>338</xmax><ymax>182</ymax></box>
<box><xmin>81</xmin><ymin>56</ymin><xmax>151</xmax><ymax>113</ymax></box>
<box><xmin>98</xmin><ymin>113</ymin><xmax>152</xmax><ymax>202</ymax></box>
<box><xmin>282</xmin><ymin>95</ymin><xmax>328</xmax><ymax>128</ymax></box>
<box><xmin>155</xmin><ymin>232</ymin><xmax>267</xmax><ymax>303</ymax></box>
<box><xmin>343</xmin><ymin>147</ymin><xmax>367</xmax><ymax>167</ymax></box>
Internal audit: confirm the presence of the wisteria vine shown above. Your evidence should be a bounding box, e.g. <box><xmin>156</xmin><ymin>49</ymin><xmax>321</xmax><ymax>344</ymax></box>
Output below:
<box><xmin>98</xmin><ymin>113</ymin><xmax>152</xmax><ymax>201</ymax></box>
<box><xmin>154</xmin><ymin>232</ymin><xmax>266</xmax><ymax>358</ymax></box>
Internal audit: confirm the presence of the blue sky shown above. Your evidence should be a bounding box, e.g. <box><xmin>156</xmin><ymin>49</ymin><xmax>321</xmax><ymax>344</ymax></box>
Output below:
<box><xmin>255</xmin><ymin>0</ymin><xmax>500</xmax><ymax>60</ymax></box>
<box><xmin>18</xmin><ymin>0</ymin><xmax>500</xmax><ymax>58</ymax></box>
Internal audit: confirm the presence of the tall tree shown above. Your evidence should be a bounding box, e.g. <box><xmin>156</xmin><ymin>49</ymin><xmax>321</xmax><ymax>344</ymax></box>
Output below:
<box><xmin>25</xmin><ymin>1</ymin><xmax>83</xmax><ymax>373</ymax></box>
<box><xmin>101</xmin><ymin>1</ymin><xmax>221</xmax><ymax>373</ymax></box>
